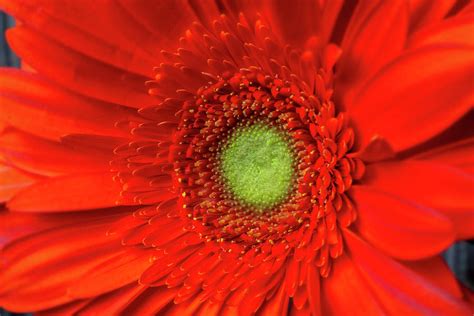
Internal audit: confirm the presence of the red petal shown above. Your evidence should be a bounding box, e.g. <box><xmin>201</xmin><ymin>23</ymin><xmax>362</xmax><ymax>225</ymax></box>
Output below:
<box><xmin>0</xmin><ymin>128</ymin><xmax>111</xmax><ymax>176</ymax></box>
<box><xmin>8</xmin><ymin>4</ymin><xmax>154</xmax><ymax>77</ymax></box>
<box><xmin>0</xmin><ymin>243</ymin><xmax>122</xmax><ymax>312</ymax></box>
<box><xmin>321</xmin><ymin>255</ymin><xmax>385</xmax><ymax>315</ymax></box>
<box><xmin>0</xmin><ymin>207</ymin><xmax>131</xmax><ymax>248</ymax></box>
<box><xmin>261</xmin><ymin>1</ymin><xmax>325</xmax><ymax>49</ymax></box>
<box><xmin>365</xmin><ymin>160</ymin><xmax>474</xmax><ymax>239</ymax></box>
<box><xmin>69</xmin><ymin>250</ymin><xmax>152</xmax><ymax>298</ymax></box>
<box><xmin>0</xmin><ymin>210</ymin><xmax>53</xmax><ymax>248</ymax></box>
<box><xmin>164</xmin><ymin>291</ymin><xmax>211</xmax><ymax>315</ymax></box>
<box><xmin>37</xmin><ymin>300</ymin><xmax>92</xmax><ymax>316</ymax></box>
<box><xmin>7</xmin><ymin>26</ymin><xmax>155</xmax><ymax>108</ymax></box>
<box><xmin>0</xmin><ymin>164</ymin><xmax>39</xmax><ymax>203</ymax></box>
<box><xmin>408</xmin><ymin>0</ymin><xmax>457</xmax><ymax>32</ymax></box>
<box><xmin>344</xmin><ymin>229</ymin><xmax>471</xmax><ymax>315</ymax></box>
<box><xmin>409</xmin><ymin>12</ymin><xmax>474</xmax><ymax>48</ymax></box>
<box><xmin>412</xmin><ymin>136</ymin><xmax>474</xmax><ymax>174</ymax></box>
<box><xmin>118</xmin><ymin>0</ymin><xmax>199</xmax><ymax>53</ymax></box>
<box><xmin>352</xmin><ymin>185</ymin><xmax>454</xmax><ymax>260</ymax></box>
<box><xmin>185</xmin><ymin>0</ymin><xmax>222</xmax><ymax>29</ymax></box>
<box><xmin>336</xmin><ymin>1</ymin><xmax>408</xmax><ymax>108</ymax></box>
<box><xmin>403</xmin><ymin>256</ymin><xmax>464</xmax><ymax>299</ymax></box>
<box><xmin>306</xmin><ymin>265</ymin><xmax>322</xmax><ymax>316</ymax></box>
<box><xmin>0</xmin><ymin>68</ymin><xmax>137</xmax><ymax>140</ymax></box>
<box><xmin>75</xmin><ymin>284</ymin><xmax>145</xmax><ymax>315</ymax></box>
<box><xmin>0</xmin><ymin>215</ymin><xmax>125</xmax><ymax>311</ymax></box>
<box><xmin>7</xmin><ymin>172</ymin><xmax>126</xmax><ymax>212</ymax></box>
<box><xmin>61</xmin><ymin>134</ymin><xmax>127</xmax><ymax>153</ymax></box>
<box><xmin>257</xmin><ymin>281</ymin><xmax>289</xmax><ymax>315</ymax></box>
<box><xmin>120</xmin><ymin>287</ymin><xmax>177</xmax><ymax>315</ymax></box>
<box><xmin>350</xmin><ymin>45</ymin><xmax>474</xmax><ymax>151</ymax></box>
<box><xmin>337</xmin><ymin>1</ymin><xmax>379</xmax><ymax>48</ymax></box>
<box><xmin>0</xmin><ymin>0</ymin><xmax>170</xmax><ymax>73</ymax></box>
<box><xmin>355</xmin><ymin>136</ymin><xmax>396</xmax><ymax>163</ymax></box>
<box><xmin>0</xmin><ymin>214</ymin><xmax>123</xmax><ymax>275</ymax></box>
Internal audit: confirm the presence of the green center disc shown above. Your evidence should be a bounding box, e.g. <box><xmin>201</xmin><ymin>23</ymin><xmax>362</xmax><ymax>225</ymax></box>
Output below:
<box><xmin>219</xmin><ymin>123</ymin><xmax>295</xmax><ymax>210</ymax></box>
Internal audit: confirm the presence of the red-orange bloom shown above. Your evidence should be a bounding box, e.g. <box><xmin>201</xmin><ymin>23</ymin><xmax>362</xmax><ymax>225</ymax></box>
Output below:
<box><xmin>0</xmin><ymin>0</ymin><xmax>473</xmax><ymax>315</ymax></box>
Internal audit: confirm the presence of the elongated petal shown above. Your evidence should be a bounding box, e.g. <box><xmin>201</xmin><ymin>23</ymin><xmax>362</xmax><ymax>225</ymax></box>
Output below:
<box><xmin>352</xmin><ymin>185</ymin><xmax>455</xmax><ymax>260</ymax></box>
<box><xmin>403</xmin><ymin>256</ymin><xmax>463</xmax><ymax>299</ymax></box>
<box><xmin>0</xmin><ymin>164</ymin><xmax>39</xmax><ymax>203</ymax></box>
<box><xmin>120</xmin><ymin>287</ymin><xmax>177</xmax><ymax>315</ymax></box>
<box><xmin>336</xmin><ymin>1</ymin><xmax>408</xmax><ymax>108</ymax></box>
<box><xmin>0</xmin><ymin>207</ymin><xmax>131</xmax><ymax>247</ymax></box>
<box><xmin>344</xmin><ymin>229</ymin><xmax>471</xmax><ymax>315</ymax></box>
<box><xmin>0</xmin><ymin>215</ymin><xmax>126</xmax><ymax>311</ymax></box>
<box><xmin>409</xmin><ymin>12</ymin><xmax>474</xmax><ymax>48</ymax></box>
<box><xmin>258</xmin><ymin>281</ymin><xmax>290</xmax><ymax>315</ymax></box>
<box><xmin>7</xmin><ymin>26</ymin><xmax>155</xmax><ymax>108</ymax></box>
<box><xmin>69</xmin><ymin>250</ymin><xmax>152</xmax><ymax>298</ymax></box>
<box><xmin>117</xmin><ymin>0</ymin><xmax>199</xmax><ymax>52</ymax></box>
<box><xmin>321</xmin><ymin>255</ymin><xmax>385</xmax><ymax>315</ymax></box>
<box><xmin>0</xmin><ymin>0</ymin><xmax>184</xmax><ymax>71</ymax></box>
<box><xmin>0</xmin><ymin>68</ymin><xmax>137</xmax><ymax>140</ymax></box>
<box><xmin>408</xmin><ymin>0</ymin><xmax>456</xmax><ymax>32</ymax></box>
<box><xmin>37</xmin><ymin>300</ymin><xmax>92</xmax><ymax>316</ymax></box>
<box><xmin>0</xmin><ymin>128</ymin><xmax>111</xmax><ymax>176</ymax></box>
<box><xmin>260</xmin><ymin>0</ymin><xmax>324</xmax><ymax>50</ymax></box>
<box><xmin>365</xmin><ymin>160</ymin><xmax>474</xmax><ymax>239</ymax></box>
<box><xmin>74</xmin><ymin>284</ymin><xmax>145</xmax><ymax>315</ymax></box>
<box><xmin>8</xmin><ymin>172</ymin><xmax>126</xmax><ymax>212</ymax></box>
<box><xmin>412</xmin><ymin>136</ymin><xmax>474</xmax><ymax>173</ymax></box>
<box><xmin>350</xmin><ymin>45</ymin><xmax>474</xmax><ymax>151</ymax></box>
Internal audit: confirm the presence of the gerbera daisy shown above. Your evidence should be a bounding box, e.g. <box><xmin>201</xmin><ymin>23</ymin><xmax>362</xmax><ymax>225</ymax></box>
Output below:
<box><xmin>0</xmin><ymin>0</ymin><xmax>473</xmax><ymax>315</ymax></box>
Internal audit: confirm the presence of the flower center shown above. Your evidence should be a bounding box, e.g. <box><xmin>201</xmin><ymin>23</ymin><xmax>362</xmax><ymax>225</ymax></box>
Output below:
<box><xmin>113</xmin><ymin>14</ymin><xmax>369</xmax><ymax>281</ymax></box>
<box><xmin>219</xmin><ymin>123</ymin><xmax>295</xmax><ymax>210</ymax></box>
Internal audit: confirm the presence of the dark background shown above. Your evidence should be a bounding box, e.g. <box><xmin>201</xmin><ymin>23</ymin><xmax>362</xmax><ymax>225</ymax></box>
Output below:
<box><xmin>0</xmin><ymin>10</ymin><xmax>472</xmax><ymax>316</ymax></box>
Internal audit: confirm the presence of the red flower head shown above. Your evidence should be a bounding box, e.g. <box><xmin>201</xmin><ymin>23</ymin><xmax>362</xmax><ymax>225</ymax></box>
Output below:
<box><xmin>0</xmin><ymin>0</ymin><xmax>473</xmax><ymax>315</ymax></box>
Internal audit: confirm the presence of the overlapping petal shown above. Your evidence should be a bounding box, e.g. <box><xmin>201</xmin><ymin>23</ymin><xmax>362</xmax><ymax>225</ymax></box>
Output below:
<box><xmin>364</xmin><ymin>160</ymin><xmax>474</xmax><ymax>239</ymax></box>
<box><xmin>349</xmin><ymin>45</ymin><xmax>474</xmax><ymax>151</ymax></box>
<box><xmin>352</xmin><ymin>185</ymin><xmax>455</xmax><ymax>260</ymax></box>
<box><xmin>0</xmin><ymin>0</ymin><xmax>472</xmax><ymax>315</ymax></box>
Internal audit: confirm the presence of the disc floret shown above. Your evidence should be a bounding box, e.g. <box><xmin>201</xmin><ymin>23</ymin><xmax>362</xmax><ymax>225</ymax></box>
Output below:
<box><xmin>219</xmin><ymin>122</ymin><xmax>296</xmax><ymax>211</ymax></box>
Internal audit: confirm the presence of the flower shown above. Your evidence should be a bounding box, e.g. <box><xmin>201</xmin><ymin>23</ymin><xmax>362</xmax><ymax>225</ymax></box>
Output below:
<box><xmin>0</xmin><ymin>0</ymin><xmax>473</xmax><ymax>315</ymax></box>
